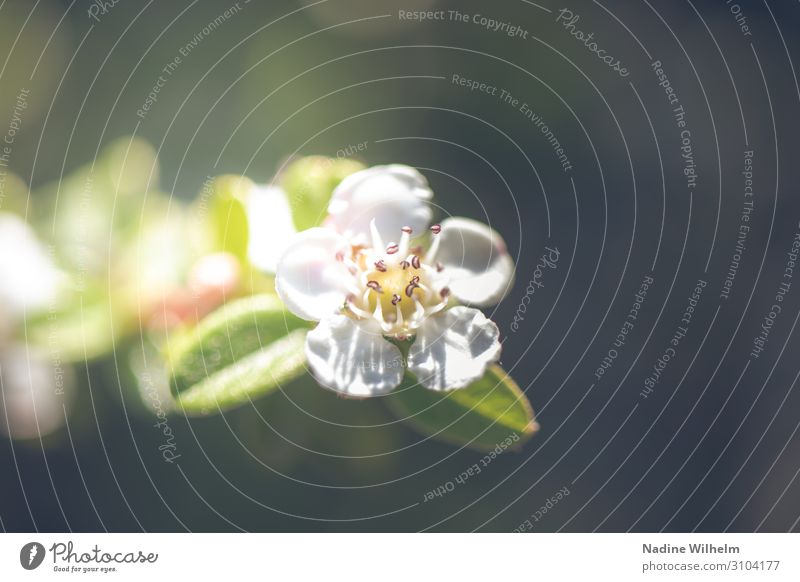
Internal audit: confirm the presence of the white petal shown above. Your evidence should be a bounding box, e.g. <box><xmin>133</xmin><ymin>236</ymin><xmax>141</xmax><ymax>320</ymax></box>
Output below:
<box><xmin>434</xmin><ymin>217</ymin><xmax>515</xmax><ymax>306</ymax></box>
<box><xmin>275</xmin><ymin>228</ymin><xmax>353</xmax><ymax>321</ymax></box>
<box><xmin>0</xmin><ymin>213</ymin><xmax>64</xmax><ymax>321</ymax></box>
<box><xmin>0</xmin><ymin>345</ymin><xmax>75</xmax><ymax>440</ymax></box>
<box><xmin>305</xmin><ymin>315</ymin><xmax>404</xmax><ymax>397</ymax></box>
<box><xmin>247</xmin><ymin>185</ymin><xmax>297</xmax><ymax>273</ymax></box>
<box><xmin>326</xmin><ymin>165</ymin><xmax>432</xmax><ymax>244</ymax></box>
<box><xmin>408</xmin><ymin>306</ymin><xmax>501</xmax><ymax>391</ymax></box>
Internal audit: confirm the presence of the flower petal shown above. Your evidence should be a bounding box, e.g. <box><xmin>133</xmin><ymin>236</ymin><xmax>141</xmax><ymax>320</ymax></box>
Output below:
<box><xmin>305</xmin><ymin>315</ymin><xmax>404</xmax><ymax>397</ymax></box>
<box><xmin>326</xmin><ymin>165</ymin><xmax>433</xmax><ymax>244</ymax></box>
<box><xmin>247</xmin><ymin>185</ymin><xmax>296</xmax><ymax>273</ymax></box>
<box><xmin>408</xmin><ymin>306</ymin><xmax>501</xmax><ymax>391</ymax></box>
<box><xmin>0</xmin><ymin>345</ymin><xmax>75</xmax><ymax>440</ymax></box>
<box><xmin>0</xmin><ymin>213</ymin><xmax>64</xmax><ymax>321</ymax></box>
<box><xmin>274</xmin><ymin>228</ymin><xmax>353</xmax><ymax>321</ymax></box>
<box><xmin>433</xmin><ymin>217</ymin><xmax>515</xmax><ymax>306</ymax></box>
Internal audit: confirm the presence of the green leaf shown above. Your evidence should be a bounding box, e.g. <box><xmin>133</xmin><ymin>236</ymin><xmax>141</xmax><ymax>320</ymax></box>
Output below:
<box><xmin>168</xmin><ymin>294</ymin><xmax>309</xmax><ymax>415</ymax></box>
<box><xmin>103</xmin><ymin>136</ymin><xmax>160</xmax><ymax>197</ymax></box>
<box><xmin>280</xmin><ymin>156</ymin><xmax>364</xmax><ymax>231</ymax></box>
<box><xmin>27</xmin><ymin>279</ymin><xmax>122</xmax><ymax>363</ymax></box>
<box><xmin>386</xmin><ymin>365</ymin><xmax>538</xmax><ymax>451</ymax></box>
<box><xmin>174</xmin><ymin>329</ymin><xmax>307</xmax><ymax>415</ymax></box>
<box><xmin>0</xmin><ymin>172</ymin><xmax>29</xmax><ymax>216</ymax></box>
<box><xmin>203</xmin><ymin>174</ymin><xmax>253</xmax><ymax>263</ymax></box>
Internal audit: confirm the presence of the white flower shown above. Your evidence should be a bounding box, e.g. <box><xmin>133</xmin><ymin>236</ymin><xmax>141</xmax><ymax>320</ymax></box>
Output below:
<box><xmin>0</xmin><ymin>213</ymin><xmax>72</xmax><ymax>439</ymax></box>
<box><xmin>0</xmin><ymin>212</ymin><xmax>64</xmax><ymax>343</ymax></box>
<box><xmin>246</xmin><ymin>184</ymin><xmax>297</xmax><ymax>273</ymax></box>
<box><xmin>0</xmin><ymin>345</ymin><xmax>74</xmax><ymax>440</ymax></box>
<box><xmin>274</xmin><ymin>165</ymin><xmax>515</xmax><ymax>396</ymax></box>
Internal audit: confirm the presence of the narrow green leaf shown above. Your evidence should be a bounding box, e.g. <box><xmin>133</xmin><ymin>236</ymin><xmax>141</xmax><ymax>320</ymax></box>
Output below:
<box><xmin>386</xmin><ymin>365</ymin><xmax>538</xmax><ymax>451</ymax></box>
<box><xmin>205</xmin><ymin>174</ymin><xmax>253</xmax><ymax>263</ymax></box>
<box><xmin>167</xmin><ymin>295</ymin><xmax>308</xmax><ymax>415</ymax></box>
<box><xmin>174</xmin><ymin>329</ymin><xmax>308</xmax><ymax>415</ymax></box>
<box><xmin>280</xmin><ymin>156</ymin><xmax>364</xmax><ymax>231</ymax></box>
<box><xmin>0</xmin><ymin>172</ymin><xmax>29</xmax><ymax>216</ymax></box>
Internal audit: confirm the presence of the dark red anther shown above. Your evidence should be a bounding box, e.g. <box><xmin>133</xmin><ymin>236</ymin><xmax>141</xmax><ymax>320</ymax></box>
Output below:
<box><xmin>374</xmin><ymin>259</ymin><xmax>387</xmax><ymax>272</ymax></box>
<box><xmin>367</xmin><ymin>280</ymin><xmax>383</xmax><ymax>293</ymax></box>
<box><xmin>430</xmin><ymin>224</ymin><xmax>441</xmax><ymax>234</ymax></box>
<box><xmin>411</xmin><ymin>255</ymin><xmax>421</xmax><ymax>269</ymax></box>
<box><xmin>401</xmin><ymin>226</ymin><xmax>412</xmax><ymax>234</ymax></box>
<box><xmin>391</xmin><ymin>294</ymin><xmax>401</xmax><ymax>305</ymax></box>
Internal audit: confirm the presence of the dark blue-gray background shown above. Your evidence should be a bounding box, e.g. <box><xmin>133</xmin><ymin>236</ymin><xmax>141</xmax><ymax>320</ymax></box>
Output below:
<box><xmin>2</xmin><ymin>0</ymin><xmax>800</xmax><ymax>532</ymax></box>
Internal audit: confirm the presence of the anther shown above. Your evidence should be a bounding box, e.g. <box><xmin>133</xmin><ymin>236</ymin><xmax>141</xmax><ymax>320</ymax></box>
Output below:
<box><xmin>440</xmin><ymin>287</ymin><xmax>451</xmax><ymax>298</ymax></box>
<box><xmin>374</xmin><ymin>259</ymin><xmax>387</xmax><ymax>272</ymax></box>
<box><xmin>411</xmin><ymin>255</ymin><xmax>421</xmax><ymax>269</ymax></box>
<box><xmin>436</xmin><ymin>262</ymin><xmax>444</xmax><ymax>272</ymax></box>
<box><xmin>367</xmin><ymin>280</ymin><xmax>383</xmax><ymax>293</ymax></box>
<box><xmin>401</xmin><ymin>226</ymin><xmax>413</xmax><ymax>234</ymax></box>
<box><xmin>405</xmin><ymin>281</ymin><xmax>418</xmax><ymax>297</ymax></box>
<box><xmin>391</xmin><ymin>294</ymin><xmax>401</xmax><ymax>305</ymax></box>
<box><xmin>400</xmin><ymin>260</ymin><xmax>410</xmax><ymax>269</ymax></box>
<box><xmin>386</xmin><ymin>243</ymin><xmax>399</xmax><ymax>255</ymax></box>
<box><xmin>430</xmin><ymin>224</ymin><xmax>441</xmax><ymax>234</ymax></box>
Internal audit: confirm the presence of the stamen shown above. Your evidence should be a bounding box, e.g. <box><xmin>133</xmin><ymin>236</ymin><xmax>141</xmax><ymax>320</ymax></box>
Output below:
<box><xmin>436</xmin><ymin>262</ymin><xmax>444</xmax><ymax>272</ymax></box>
<box><xmin>374</xmin><ymin>259</ymin><xmax>387</xmax><ymax>272</ymax></box>
<box><xmin>371</xmin><ymin>300</ymin><xmax>390</xmax><ymax>332</ymax></box>
<box><xmin>405</xmin><ymin>276</ymin><xmax>420</xmax><ymax>297</ymax></box>
<box><xmin>408</xmin><ymin>297</ymin><xmax>426</xmax><ymax>329</ymax></box>
<box><xmin>417</xmin><ymin>281</ymin><xmax>434</xmax><ymax>301</ymax></box>
<box><xmin>347</xmin><ymin>296</ymin><xmax>372</xmax><ymax>319</ymax></box>
<box><xmin>375</xmin><ymin>301</ymin><xmax>394</xmax><ymax>333</ymax></box>
<box><xmin>386</xmin><ymin>243</ymin><xmax>399</xmax><ymax>255</ymax></box>
<box><xmin>427</xmin><ymin>231</ymin><xmax>441</xmax><ymax>261</ymax></box>
<box><xmin>394</xmin><ymin>301</ymin><xmax>405</xmax><ymax>330</ymax></box>
<box><xmin>440</xmin><ymin>287</ymin><xmax>451</xmax><ymax>298</ymax></box>
<box><xmin>367</xmin><ymin>280</ymin><xmax>383</xmax><ymax>293</ymax></box>
<box><xmin>400</xmin><ymin>260</ymin><xmax>410</xmax><ymax>269</ymax></box>
<box><xmin>425</xmin><ymin>299</ymin><xmax>448</xmax><ymax>317</ymax></box>
<box><xmin>430</xmin><ymin>224</ymin><xmax>441</xmax><ymax>234</ymax></box>
<box><xmin>411</xmin><ymin>255</ymin><xmax>421</xmax><ymax>269</ymax></box>
<box><xmin>391</xmin><ymin>293</ymin><xmax>401</xmax><ymax>305</ymax></box>
<box><xmin>369</xmin><ymin>219</ymin><xmax>384</xmax><ymax>250</ymax></box>
<box><xmin>398</xmin><ymin>227</ymin><xmax>412</xmax><ymax>257</ymax></box>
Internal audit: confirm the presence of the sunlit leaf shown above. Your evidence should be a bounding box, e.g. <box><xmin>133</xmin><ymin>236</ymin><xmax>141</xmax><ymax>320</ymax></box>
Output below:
<box><xmin>27</xmin><ymin>279</ymin><xmax>120</xmax><ymax>363</ymax></box>
<box><xmin>168</xmin><ymin>294</ymin><xmax>309</xmax><ymax>415</ymax></box>
<box><xmin>386</xmin><ymin>365</ymin><xmax>538</xmax><ymax>451</ymax></box>
<box><xmin>280</xmin><ymin>155</ymin><xmax>364</xmax><ymax>231</ymax></box>
<box><xmin>0</xmin><ymin>172</ymin><xmax>29</xmax><ymax>216</ymax></box>
<box><xmin>199</xmin><ymin>174</ymin><xmax>253</xmax><ymax>264</ymax></box>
